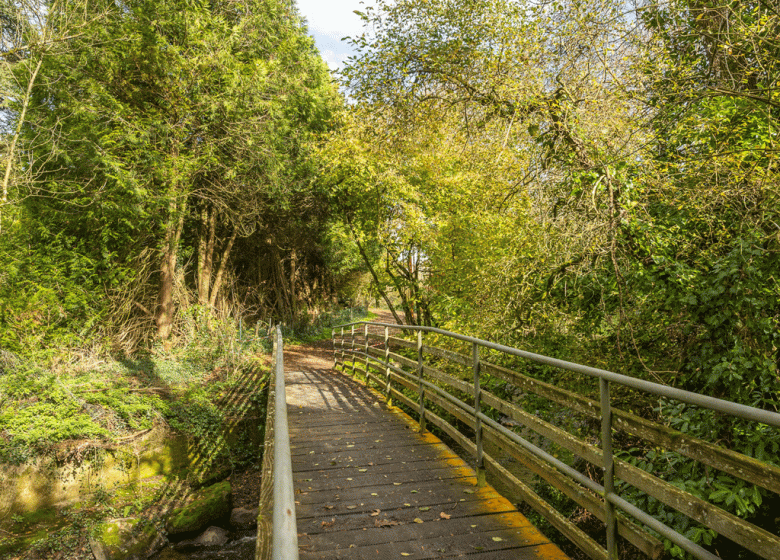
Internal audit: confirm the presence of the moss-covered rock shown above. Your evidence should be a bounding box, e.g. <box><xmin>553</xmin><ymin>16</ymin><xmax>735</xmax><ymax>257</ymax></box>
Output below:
<box><xmin>165</xmin><ymin>480</ymin><xmax>231</xmax><ymax>536</ymax></box>
<box><xmin>90</xmin><ymin>517</ymin><xmax>166</xmax><ymax>560</ymax></box>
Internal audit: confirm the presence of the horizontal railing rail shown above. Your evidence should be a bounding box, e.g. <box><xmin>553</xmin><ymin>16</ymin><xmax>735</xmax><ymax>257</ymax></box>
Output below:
<box><xmin>332</xmin><ymin>321</ymin><xmax>780</xmax><ymax>560</ymax></box>
<box><xmin>257</xmin><ymin>326</ymin><xmax>298</xmax><ymax>560</ymax></box>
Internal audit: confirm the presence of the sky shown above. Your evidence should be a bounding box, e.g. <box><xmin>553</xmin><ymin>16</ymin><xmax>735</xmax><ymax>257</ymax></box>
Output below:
<box><xmin>296</xmin><ymin>0</ymin><xmax>378</xmax><ymax>70</ymax></box>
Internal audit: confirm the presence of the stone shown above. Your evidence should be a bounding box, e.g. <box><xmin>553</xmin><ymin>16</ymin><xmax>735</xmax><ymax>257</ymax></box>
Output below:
<box><xmin>165</xmin><ymin>480</ymin><xmax>231</xmax><ymax>536</ymax></box>
<box><xmin>173</xmin><ymin>526</ymin><xmax>229</xmax><ymax>551</ymax></box>
<box><xmin>90</xmin><ymin>517</ymin><xmax>166</xmax><ymax>560</ymax></box>
<box><xmin>229</xmin><ymin>506</ymin><xmax>258</xmax><ymax>529</ymax></box>
<box><xmin>194</xmin><ymin>526</ymin><xmax>229</xmax><ymax>546</ymax></box>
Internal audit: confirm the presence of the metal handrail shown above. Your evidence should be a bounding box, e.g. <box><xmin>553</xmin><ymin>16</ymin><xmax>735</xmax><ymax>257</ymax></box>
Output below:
<box><xmin>338</xmin><ymin>322</ymin><xmax>780</xmax><ymax>429</ymax></box>
<box><xmin>271</xmin><ymin>325</ymin><xmax>298</xmax><ymax>560</ymax></box>
<box><xmin>333</xmin><ymin>320</ymin><xmax>780</xmax><ymax>560</ymax></box>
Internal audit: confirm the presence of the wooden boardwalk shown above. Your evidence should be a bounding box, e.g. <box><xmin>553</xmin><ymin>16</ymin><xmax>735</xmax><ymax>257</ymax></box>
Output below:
<box><xmin>286</xmin><ymin>363</ymin><xmax>570</xmax><ymax>560</ymax></box>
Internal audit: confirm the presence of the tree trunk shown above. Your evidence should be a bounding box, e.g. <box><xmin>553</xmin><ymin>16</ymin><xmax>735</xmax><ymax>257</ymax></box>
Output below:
<box><xmin>156</xmin><ymin>203</ymin><xmax>185</xmax><ymax>340</ymax></box>
<box><xmin>209</xmin><ymin>229</ymin><xmax>237</xmax><ymax>308</ymax></box>
<box><xmin>1</xmin><ymin>57</ymin><xmax>43</xmax><ymax>234</ymax></box>
<box><xmin>348</xmin><ymin>223</ymin><xmax>405</xmax><ymax>325</ymax></box>
<box><xmin>197</xmin><ymin>206</ymin><xmax>216</xmax><ymax>305</ymax></box>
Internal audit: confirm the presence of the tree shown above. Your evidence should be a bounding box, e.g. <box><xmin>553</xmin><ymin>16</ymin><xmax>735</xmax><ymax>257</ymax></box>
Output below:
<box><xmin>6</xmin><ymin>0</ymin><xmax>339</xmax><ymax>348</ymax></box>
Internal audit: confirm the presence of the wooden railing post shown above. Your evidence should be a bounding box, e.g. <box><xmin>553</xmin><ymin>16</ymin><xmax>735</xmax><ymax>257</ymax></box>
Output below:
<box><xmin>417</xmin><ymin>330</ymin><xmax>425</xmax><ymax>433</ymax></box>
<box><xmin>473</xmin><ymin>342</ymin><xmax>485</xmax><ymax>487</ymax></box>
<box><xmin>331</xmin><ymin>328</ymin><xmax>336</xmax><ymax>368</ymax></box>
<box><xmin>601</xmin><ymin>378</ymin><xmax>617</xmax><ymax>559</ymax></box>
<box><xmin>384</xmin><ymin>326</ymin><xmax>392</xmax><ymax>406</ymax></box>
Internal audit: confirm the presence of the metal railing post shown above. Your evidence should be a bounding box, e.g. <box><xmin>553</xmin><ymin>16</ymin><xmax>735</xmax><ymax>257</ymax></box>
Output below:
<box><xmin>473</xmin><ymin>342</ymin><xmax>485</xmax><ymax>487</ymax></box>
<box><xmin>350</xmin><ymin>325</ymin><xmax>356</xmax><ymax>375</ymax></box>
<box><xmin>384</xmin><ymin>326</ymin><xmax>392</xmax><ymax>406</ymax></box>
<box><xmin>331</xmin><ymin>328</ymin><xmax>336</xmax><ymax>368</ymax></box>
<box><xmin>600</xmin><ymin>378</ymin><xmax>617</xmax><ymax>560</ymax></box>
<box><xmin>417</xmin><ymin>330</ymin><xmax>425</xmax><ymax>433</ymax></box>
<box><xmin>339</xmin><ymin>326</ymin><xmax>344</xmax><ymax>368</ymax></box>
<box><xmin>364</xmin><ymin>324</ymin><xmax>369</xmax><ymax>380</ymax></box>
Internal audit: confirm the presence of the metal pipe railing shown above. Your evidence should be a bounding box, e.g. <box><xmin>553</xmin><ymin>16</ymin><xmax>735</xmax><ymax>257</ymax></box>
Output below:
<box><xmin>271</xmin><ymin>325</ymin><xmax>298</xmax><ymax>560</ymax></box>
<box><xmin>348</xmin><ymin>322</ymin><xmax>780</xmax><ymax>429</ymax></box>
<box><xmin>332</xmin><ymin>320</ymin><xmax>780</xmax><ymax>560</ymax></box>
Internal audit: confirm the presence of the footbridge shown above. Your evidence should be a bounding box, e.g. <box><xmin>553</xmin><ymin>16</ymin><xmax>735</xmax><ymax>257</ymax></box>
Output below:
<box><xmin>256</xmin><ymin>322</ymin><xmax>780</xmax><ymax>560</ymax></box>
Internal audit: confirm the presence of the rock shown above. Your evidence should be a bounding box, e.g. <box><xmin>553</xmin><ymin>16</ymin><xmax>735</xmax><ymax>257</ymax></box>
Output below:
<box><xmin>173</xmin><ymin>526</ymin><xmax>229</xmax><ymax>551</ymax></box>
<box><xmin>229</xmin><ymin>506</ymin><xmax>258</xmax><ymax>529</ymax></box>
<box><xmin>90</xmin><ymin>517</ymin><xmax>166</xmax><ymax>560</ymax></box>
<box><xmin>165</xmin><ymin>480</ymin><xmax>231</xmax><ymax>536</ymax></box>
<box><xmin>194</xmin><ymin>526</ymin><xmax>229</xmax><ymax>546</ymax></box>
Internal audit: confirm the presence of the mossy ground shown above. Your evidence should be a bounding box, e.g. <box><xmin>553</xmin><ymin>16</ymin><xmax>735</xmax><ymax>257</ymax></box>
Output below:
<box><xmin>0</xmin><ymin>306</ymin><xmax>364</xmax><ymax>559</ymax></box>
<box><xmin>0</xmin><ymin>354</ymin><xmax>269</xmax><ymax>559</ymax></box>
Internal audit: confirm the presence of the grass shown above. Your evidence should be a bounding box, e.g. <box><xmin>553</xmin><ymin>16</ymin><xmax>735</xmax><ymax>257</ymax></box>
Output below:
<box><xmin>282</xmin><ymin>305</ymin><xmax>377</xmax><ymax>345</ymax></box>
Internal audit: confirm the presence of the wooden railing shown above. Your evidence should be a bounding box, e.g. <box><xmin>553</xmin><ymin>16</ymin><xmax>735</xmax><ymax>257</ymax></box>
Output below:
<box><xmin>333</xmin><ymin>322</ymin><xmax>780</xmax><ymax>560</ymax></box>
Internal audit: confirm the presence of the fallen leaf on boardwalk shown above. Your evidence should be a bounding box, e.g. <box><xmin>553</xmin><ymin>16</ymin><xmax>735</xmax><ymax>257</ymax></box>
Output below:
<box><xmin>404</xmin><ymin>503</ymin><xmax>411</xmax><ymax>507</ymax></box>
<box><xmin>492</xmin><ymin>537</ymin><xmax>503</xmax><ymax>542</ymax></box>
<box><xmin>371</xmin><ymin>492</ymin><xmax>378</xmax><ymax>496</ymax></box>
<box><xmin>439</xmin><ymin>512</ymin><xmax>451</xmax><ymax>519</ymax></box>
<box><xmin>346</xmin><ymin>505</ymin><xmax>357</xmax><ymax>509</ymax></box>
<box><xmin>418</xmin><ymin>507</ymin><xmax>430</xmax><ymax>512</ymax></box>
<box><xmin>401</xmin><ymin>554</ymin><xmax>410</xmax><ymax>557</ymax></box>
<box><xmin>370</xmin><ymin>509</ymin><xmax>381</xmax><ymax>516</ymax></box>
<box><xmin>410</xmin><ymin>490</ymin><xmax>418</xmax><ymax>493</ymax></box>
<box><xmin>375</xmin><ymin>518</ymin><xmax>399</xmax><ymax>528</ymax></box>
<box><xmin>463</xmin><ymin>489</ymin><xmax>475</xmax><ymax>494</ymax></box>
<box><xmin>358</xmin><ymin>468</ymin><xmax>368</xmax><ymax>472</ymax></box>
<box><xmin>324</xmin><ymin>505</ymin><xmax>334</xmax><ymax>510</ymax></box>
<box><xmin>413</xmin><ymin>518</ymin><xmax>424</xmax><ymax>524</ymax></box>
<box><xmin>393</xmin><ymin>482</ymin><xmax>402</xmax><ymax>486</ymax></box>
<box><xmin>321</xmin><ymin>519</ymin><xmax>335</xmax><ymax>528</ymax></box>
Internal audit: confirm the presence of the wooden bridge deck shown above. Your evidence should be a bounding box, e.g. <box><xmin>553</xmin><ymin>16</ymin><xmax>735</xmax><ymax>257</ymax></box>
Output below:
<box><xmin>286</xmin><ymin>364</ymin><xmax>569</xmax><ymax>560</ymax></box>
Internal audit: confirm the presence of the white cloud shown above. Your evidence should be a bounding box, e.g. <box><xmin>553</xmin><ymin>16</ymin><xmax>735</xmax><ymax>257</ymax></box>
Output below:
<box><xmin>297</xmin><ymin>0</ymin><xmax>377</xmax><ymax>69</ymax></box>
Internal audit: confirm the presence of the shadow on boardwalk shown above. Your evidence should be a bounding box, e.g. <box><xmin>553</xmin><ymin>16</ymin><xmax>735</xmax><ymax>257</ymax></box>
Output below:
<box><xmin>284</xmin><ymin>351</ymin><xmax>569</xmax><ymax>560</ymax></box>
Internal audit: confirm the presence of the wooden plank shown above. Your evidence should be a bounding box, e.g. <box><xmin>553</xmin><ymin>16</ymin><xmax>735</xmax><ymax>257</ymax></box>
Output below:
<box><xmin>480</xmin><ymin>360</ymin><xmax>780</xmax><ymax>495</ymax></box>
<box><xmin>388</xmin><ymin>336</ymin><xmax>416</xmax><ymax>350</ymax></box>
<box><xmin>293</xmin><ymin>464</ymin><xmax>475</xmax><ymax>492</ymax></box>
<box><xmin>288</xmin><ymin>365</ymin><xmax>569</xmax><ymax>560</ymax></box>
<box><xmin>484</xmin><ymin>453</ymin><xmax>607</xmax><ymax>560</ymax></box>
<box><xmin>481</xmin><ymin>389</ymin><xmax>779</xmax><ymax>559</ymax></box>
<box><xmin>256</xmin><ymin>365</ymin><xmax>275</xmax><ymax>560</ymax></box>
<box><xmin>422</xmin><ymin>363</ymin><xmax>475</xmax><ymax>396</ymax></box>
<box><xmin>300</xmin><ymin>524</ymin><xmax>550</xmax><ymax>559</ymax></box>
<box><xmin>614</xmin><ymin>460</ymin><xmax>780</xmax><ymax>560</ymax></box>
<box><xmin>483</xmin><ymin>427</ymin><xmax>663</xmax><ymax>559</ymax></box>
<box><xmin>422</xmin><ymin>343</ymin><xmax>471</xmax><ymax>368</ymax></box>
